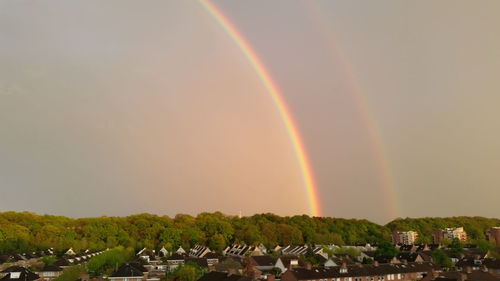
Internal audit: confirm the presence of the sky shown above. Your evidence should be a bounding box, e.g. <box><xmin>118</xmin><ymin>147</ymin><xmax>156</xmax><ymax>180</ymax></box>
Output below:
<box><xmin>1</xmin><ymin>1</ymin><xmax>500</xmax><ymax>224</ymax></box>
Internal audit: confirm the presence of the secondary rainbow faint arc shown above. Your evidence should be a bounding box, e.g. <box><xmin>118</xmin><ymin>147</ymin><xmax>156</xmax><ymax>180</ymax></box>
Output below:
<box><xmin>199</xmin><ymin>0</ymin><xmax>322</xmax><ymax>217</ymax></box>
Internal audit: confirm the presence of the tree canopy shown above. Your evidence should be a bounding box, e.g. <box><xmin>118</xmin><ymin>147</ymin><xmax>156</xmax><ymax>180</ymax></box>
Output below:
<box><xmin>0</xmin><ymin>212</ymin><xmax>498</xmax><ymax>255</ymax></box>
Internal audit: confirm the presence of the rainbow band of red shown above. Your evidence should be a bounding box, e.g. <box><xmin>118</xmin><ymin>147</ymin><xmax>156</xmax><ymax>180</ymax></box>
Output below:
<box><xmin>200</xmin><ymin>0</ymin><xmax>322</xmax><ymax>217</ymax></box>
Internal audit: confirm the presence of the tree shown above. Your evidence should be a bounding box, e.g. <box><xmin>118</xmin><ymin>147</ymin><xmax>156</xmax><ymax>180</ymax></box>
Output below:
<box><xmin>449</xmin><ymin>238</ymin><xmax>464</xmax><ymax>255</ymax></box>
<box><xmin>431</xmin><ymin>249</ymin><xmax>452</xmax><ymax>268</ymax></box>
<box><xmin>53</xmin><ymin>265</ymin><xmax>85</xmax><ymax>281</ymax></box>
<box><xmin>40</xmin><ymin>256</ymin><xmax>57</xmax><ymax>266</ymax></box>
<box><xmin>167</xmin><ymin>262</ymin><xmax>204</xmax><ymax>281</ymax></box>
<box><xmin>362</xmin><ymin>257</ymin><xmax>374</xmax><ymax>264</ymax></box>
<box><xmin>208</xmin><ymin>234</ymin><xmax>226</xmax><ymax>252</ymax></box>
<box><xmin>374</xmin><ymin>242</ymin><xmax>398</xmax><ymax>258</ymax></box>
<box><xmin>86</xmin><ymin>247</ymin><xmax>133</xmax><ymax>277</ymax></box>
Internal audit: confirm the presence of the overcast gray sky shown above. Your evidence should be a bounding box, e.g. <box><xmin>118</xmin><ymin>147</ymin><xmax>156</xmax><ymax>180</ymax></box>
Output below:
<box><xmin>1</xmin><ymin>0</ymin><xmax>499</xmax><ymax>223</ymax></box>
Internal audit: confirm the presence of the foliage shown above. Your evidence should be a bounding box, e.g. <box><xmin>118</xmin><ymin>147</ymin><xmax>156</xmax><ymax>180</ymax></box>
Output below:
<box><xmin>40</xmin><ymin>256</ymin><xmax>57</xmax><ymax>266</ymax></box>
<box><xmin>0</xmin><ymin>212</ymin><xmax>499</xmax><ymax>255</ymax></box>
<box><xmin>167</xmin><ymin>262</ymin><xmax>204</xmax><ymax>281</ymax></box>
<box><xmin>333</xmin><ymin>247</ymin><xmax>361</xmax><ymax>257</ymax></box>
<box><xmin>448</xmin><ymin>238</ymin><xmax>464</xmax><ymax>254</ymax></box>
<box><xmin>362</xmin><ymin>257</ymin><xmax>373</xmax><ymax>264</ymax></box>
<box><xmin>386</xmin><ymin>217</ymin><xmax>500</xmax><ymax>243</ymax></box>
<box><xmin>374</xmin><ymin>242</ymin><xmax>399</xmax><ymax>258</ymax></box>
<box><xmin>86</xmin><ymin>246</ymin><xmax>134</xmax><ymax>277</ymax></box>
<box><xmin>53</xmin><ymin>265</ymin><xmax>85</xmax><ymax>281</ymax></box>
<box><xmin>431</xmin><ymin>249</ymin><xmax>452</xmax><ymax>268</ymax></box>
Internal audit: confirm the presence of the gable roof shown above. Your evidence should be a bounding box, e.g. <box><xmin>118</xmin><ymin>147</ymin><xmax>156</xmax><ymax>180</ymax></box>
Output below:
<box><xmin>196</xmin><ymin>271</ymin><xmax>251</xmax><ymax>281</ymax></box>
<box><xmin>167</xmin><ymin>253</ymin><xmax>186</xmax><ymax>261</ymax></box>
<box><xmin>40</xmin><ymin>265</ymin><xmax>62</xmax><ymax>272</ymax></box>
<box><xmin>1</xmin><ymin>268</ymin><xmax>40</xmax><ymax>281</ymax></box>
<box><xmin>250</xmin><ymin>256</ymin><xmax>276</xmax><ymax>267</ymax></box>
<box><xmin>286</xmin><ymin>262</ymin><xmax>437</xmax><ymax>279</ymax></box>
<box><xmin>110</xmin><ymin>264</ymin><xmax>144</xmax><ymax>278</ymax></box>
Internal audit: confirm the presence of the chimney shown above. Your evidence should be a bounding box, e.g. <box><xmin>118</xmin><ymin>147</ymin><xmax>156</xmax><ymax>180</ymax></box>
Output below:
<box><xmin>288</xmin><ymin>263</ymin><xmax>293</xmax><ymax>271</ymax></box>
<box><xmin>458</xmin><ymin>273</ymin><xmax>467</xmax><ymax>281</ymax></box>
<box><xmin>306</xmin><ymin>263</ymin><xmax>312</xmax><ymax>270</ymax></box>
<box><xmin>267</xmin><ymin>275</ymin><xmax>275</xmax><ymax>281</ymax></box>
<box><xmin>341</xmin><ymin>262</ymin><xmax>347</xmax><ymax>269</ymax></box>
<box><xmin>373</xmin><ymin>261</ymin><xmax>379</xmax><ymax>267</ymax></box>
<box><xmin>402</xmin><ymin>259</ymin><xmax>408</xmax><ymax>265</ymax></box>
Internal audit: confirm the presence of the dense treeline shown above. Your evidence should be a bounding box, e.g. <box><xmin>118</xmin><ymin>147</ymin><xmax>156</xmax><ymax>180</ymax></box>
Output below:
<box><xmin>0</xmin><ymin>212</ymin><xmax>498</xmax><ymax>255</ymax></box>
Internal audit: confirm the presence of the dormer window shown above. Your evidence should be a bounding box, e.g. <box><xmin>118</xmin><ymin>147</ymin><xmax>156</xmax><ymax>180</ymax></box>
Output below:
<box><xmin>10</xmin><ymin>272</ymin><xmax>21</xmax><ymax>279</ymax></box>
<box><xmin>340</xmin><ymin>268</ymin><xmax>347</xmax><ymax>273</ymax></box>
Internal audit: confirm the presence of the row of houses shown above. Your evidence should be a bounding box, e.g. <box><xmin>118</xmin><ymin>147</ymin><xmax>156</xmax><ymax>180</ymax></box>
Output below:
<box><xmin>0</xmin><ymin>250</ymin><xmax>104</xmax><ymax>281</ymax></box>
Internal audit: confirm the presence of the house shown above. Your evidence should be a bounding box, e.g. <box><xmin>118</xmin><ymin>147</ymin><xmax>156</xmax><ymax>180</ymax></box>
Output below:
<box><xmin>245</xmin><ymin>256</ymin><xmax>277</xmax><ymax>279</ymax></box>
<box><xmin>324</xmin><ymin>259</ymin><xmax>338</xmax><ymax>268</ymax></box>
<box><xmin>37</xmin><ymin>265</ymin><xmax>62</xmax><ymax>281</ymax></box>
<box><xmin>108</xmin><ymin>264</ymin><xmax>145</xmax><ymax>281</ymax></box>
<box><xmin>257</xmin><ymin>244</ymin><xmax>268</xmax><ymax>254</ymax></box>
<box><xmin>281</xmin><ymin>262</ymin><xmax>438</xmax><ymax>281</ymax></box>
<box><xmin>53</xmin><ymin>258</ymin><xmax>72</xmax><ymax>269</ymax></box>
<box><xmin>196</xmin><ymin>271</ymin><xmax>251</xmax><ymax>281</ymax></box>
<box><xmin>275</xmin><ymin>256</ymin><xmax>304</xmax><ymax>273</ymax></box>
<box><xmin>137</xmin><ymin>248</ymin><xmax>156</xmax><ymax>263</ymax></box>
<box><xmin>484</xmin><ymin>259</ymin><xmax>500</xmax><ymax>277</ymax></box>
<box><xmin>166</xmin><ymin>253</ymin><xmax>186</xmax><ymax>271</ymax></box>
<box><xmin>176</xmin><ymin>247</ymin><xmax>186</xmax><ymax>255</ymax></box>
<box><xmin>64</xmin><ymin>248</ymin><xmax>76</xmax><ymax>256</ymax></box>
<box><xmin>421</xmin><ymin>270</ymin><xmax>500</xmax><ymax>281</ymax></box>
<box><xmin>225</xmin><ymin>245</ymin><xmax>261</xmax><ymax>258</ymax></box>
<box><xmin>397</xmin><ymin>252</ymin><xmax>425</xmax><ymax>263</ymax></box>
<box><xmin>248</xmin><ymin>256</ymin><xmax>276</xmax><ymax>270</ymax></box>
<box><xmin>158</xmin><ymin>247</ymin><xmax>169</xmax><ymax>258</ymax></box>
<box><xmin>1</xmin><ymin>267</ymin><xmax>40</xmax><ymax>281</ymax></box>
<box><xmin>204</xmin><ymin>253</ymin><xmax>222</xmax><ymax>268</ymax></box>
<box><xmin>189</xmin><ymin>246</ymin><xmax>212</xmax><ymax>258</ymax></box>
<box><xmin>374</xmin><ymin>255</ymin><xmax>400</xmax><ymax>264</ymax></box>
<box><xmin>215</xmin><ymin>257</ymin><xmax>244</xmax><ymax>274</ymax></box>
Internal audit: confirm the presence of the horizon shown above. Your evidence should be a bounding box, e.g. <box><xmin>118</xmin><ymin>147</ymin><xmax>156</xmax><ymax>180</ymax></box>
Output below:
<box><xmin>2</xmin><ymin>1</ymin><xmax>500</xmax><ymax>223</ymax></box>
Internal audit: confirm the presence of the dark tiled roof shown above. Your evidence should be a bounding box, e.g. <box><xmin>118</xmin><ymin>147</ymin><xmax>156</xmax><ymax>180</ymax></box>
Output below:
<box><xmin>53</xmin><ymin>258</ymin><xmax>71</xmax><ymax>267</ymax></box>
<box><xmin>2</xmin><ymin>267</ymin><xmax>26</xmax><ymax>273</ymax></box>
<box><xmin>196</xmin><ymin>271</ymin><xmax>251</xmax><ymax>281</ymax></box>
<box><xmin>167</xmin><ymin>253</ymin><xmax>186</xmax><ymax>261</ymax></box>
<box><xmin>1</xmin><ymin>268</ymin><xmax>40</xmax><ymax>281</ymax></box>
<box><xmin>186</xmin><ymin>258</ymin><xmax>209</xmax><ymax>268</ymax></box>
<box><xmin>110</xmin><ymin>264</ymin><xmax>144</xmax><ymax>278</ymax></box>
<box><xmin>431</xmin><ymin>271</ymin><xmax>500</xmax><ymax>281</ymax></box>
<box><xmin>279</xmin><ymin>256</ymin><xmax>305</xmax><ymax>267</ymax></box>
<box><xmin>286</xmin><ymin>262</ymin><xmax>437</xmax><ymax>279</ymax></box>
<box><xmin>205</xmin><ymin>253</ymin><xmax>222</xmax><ymax>259</ymax></box>
<box><xmin>40</xmin><ymin>265</ymin><xmax>62</xmax><ymax>272</ymax></box>
<box><xmin>250</xmin><ymin>256</ymin><xmax>275</xmax><ymax>267</ymax></box>
<box><xmin>485</xmin><ymin>259</ymin><xmax>500</xmax><ymax>269</ymax></box>
<box><xmin>129</xmin><ymin>261</ymin><xmax>148</xmax><ymax>273</ymax></box>
<box><xmin>397</xmin><ymin>252</ymin><xmax>419</xmax><ymax>262</ymax></box>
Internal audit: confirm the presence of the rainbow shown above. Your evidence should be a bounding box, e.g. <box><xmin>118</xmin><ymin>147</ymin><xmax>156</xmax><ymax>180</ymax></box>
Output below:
<box><xmin>302</xmin><ymin>1</ymin><xmax>399</xmax><ymax>218</ymax></box>
<box><xmin>199</xmin><ymin>0</ymin><xmax>322</xmax><ymax>217</ymax></box>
